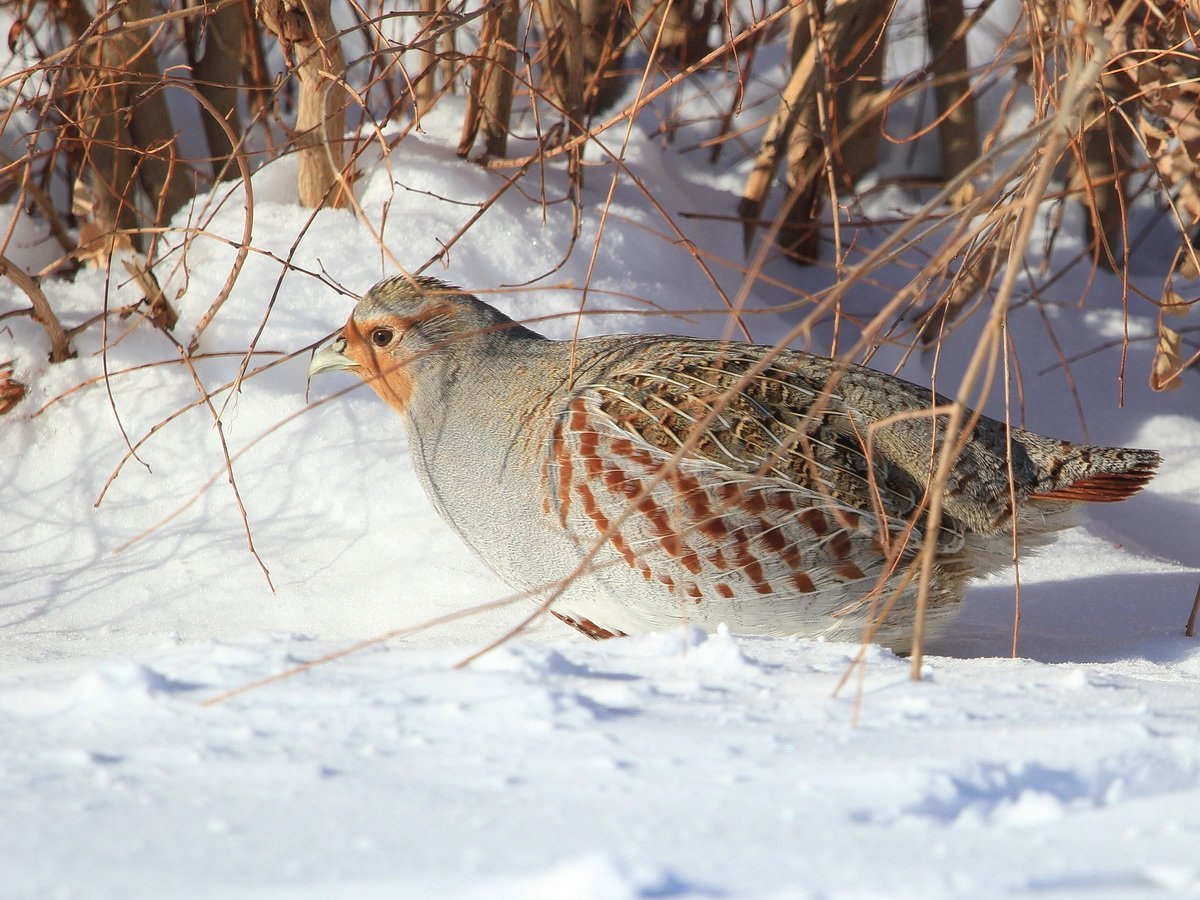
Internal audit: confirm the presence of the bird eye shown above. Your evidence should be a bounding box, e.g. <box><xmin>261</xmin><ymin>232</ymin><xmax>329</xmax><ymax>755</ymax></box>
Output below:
<box><xmin>370</xmin><ymin>327</ymin><xmax>394</xmax><ymax>348</ymax></box>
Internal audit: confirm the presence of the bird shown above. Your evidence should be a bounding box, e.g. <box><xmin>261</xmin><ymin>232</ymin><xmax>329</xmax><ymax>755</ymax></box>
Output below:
<box><xmin>308</xmin><ymin>275</ymin><xmax>1162</xmax><ymax>653</ymax></box>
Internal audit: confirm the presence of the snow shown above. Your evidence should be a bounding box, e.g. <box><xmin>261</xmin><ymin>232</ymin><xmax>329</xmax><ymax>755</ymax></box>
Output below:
<box><xmin>3</xmin><ymin>15</ymin><xmax>1200</xmax><ymax>900</ymax></box>
<box><xmin>3</xmin><ymin>632</ymin><xmax>1198</xmax><ymax>898</ymax></box>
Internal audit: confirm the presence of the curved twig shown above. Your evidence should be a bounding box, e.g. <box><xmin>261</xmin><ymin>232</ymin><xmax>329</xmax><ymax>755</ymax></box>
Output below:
<box><xmin>0</xmin><ymin>255</ymin><xmax>73</xmax><ymax>362</ymax></box>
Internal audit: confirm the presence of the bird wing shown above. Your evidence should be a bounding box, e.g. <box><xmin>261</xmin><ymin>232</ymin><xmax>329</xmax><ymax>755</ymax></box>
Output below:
<box><xmin>580</xmin><ymin>344</ymin><xmax>937</xmax><ymax>525</ymax></box>
<box><xmin>541</xmin><ymin>361</ymin><xmax>932</xmax><ymax>614</ymax></box>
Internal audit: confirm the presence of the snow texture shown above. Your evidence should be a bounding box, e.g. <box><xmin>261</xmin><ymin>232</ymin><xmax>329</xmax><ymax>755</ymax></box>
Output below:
<box><xmin>2</xmin><ymin>15</ymin><xmax>1199</xmax><ymax>900</ymax></box>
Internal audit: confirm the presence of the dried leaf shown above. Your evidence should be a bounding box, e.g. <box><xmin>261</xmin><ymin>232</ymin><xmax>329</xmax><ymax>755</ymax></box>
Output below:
<box><xmin>1161</xmin><ymin>287</ymin><xmax>1193</xmax><ymax>317</ymax></box>
<box><xmin>7</xmin><ymin>18</ymin><xmax>24</xmax><ymax>54</ymax></box>
<box><xmin>1150</xmin><ymin>324</ymin><xmax>1185</xmax><ymax>392</ymax></box>
<box><xmin>0</xmin><ymin>364</ymin><xmax>25</xmax><ymax>415</ymax></box>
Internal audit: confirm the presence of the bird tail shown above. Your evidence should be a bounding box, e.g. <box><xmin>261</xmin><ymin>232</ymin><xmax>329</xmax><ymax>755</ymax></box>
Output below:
<box><xmin>1028</xmin><ymin>446</ymin><xmax>1161</xmax><ymax>504</ymax></box>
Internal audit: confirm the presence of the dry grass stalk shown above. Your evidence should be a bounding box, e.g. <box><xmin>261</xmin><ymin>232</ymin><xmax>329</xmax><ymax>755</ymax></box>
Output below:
<box><xmin>186</xmin><ymin>0</ymin><xmax>248</xmax><ymax>179</ymax></box>
<box><xmin>794</xmin><ymin>0</ymin><xmax>891</xmax><ymax>264</ymax></box>
<box><xmin>826</xmin><ymin>0</ymin><xmax>889</xmax><ymax>183</ymax></box>
<box><xmin>182</xmin><ymin>87</ymin><xmax>257</xmax><ymax>354</ymax></box>
<box><xmin>740</xmin><ymin>0</ymin><xmax>892</xmax><ymax>264</ymax></box>
<box><xmin>66</xmin><ymin>0</ymin><xmax>192</xmax><ymax>262</ymax></box>
<box><xmin>568</xmin><ymin>0</ymin><xmax>632</xmax><ymax>116</ymax></box>
<box><xmin>536</xmin><ymin>0</ymin><xmax>587</xmax><ymax>131</ymax></box>
<box><xmin>256</xmin><ymin>0</ymin><xmax>350</xmax><ymax>208</ymax></box>
<box><xmin>1072</xmin><ymin>89</ymin><xmax>1133</xmax><ymax>270</ymax></box>
<box><xmin>925</xmin><ymin>0</ymin><xmax>979</xmax><ymax>202</ymax></box>
<box><xmin>1126</xmin><ymin>2</ymin><xmax>1200</xmax><ymax>277</ymax></box>
<box><xmin>415</xmin><ymin>0</ymin><xmax>441</xmax><ymax>108</ymax></box>
<box><xmin>738</xmin><ymin>4</ymin><xmax>824</xmax><ymax>258</ymax></box>
<box><xmin>642</xmin><ymin>0</ymin><xmax>714</xmax><ymax>68</ymax></box>
<box><xmin>1069</xmin><ymin>3</ymin><xmax>1134</xmax><ymax>270</ymax></box>
<box><xmin>908</xmin><ymin>0</ymin><xmax>1138</xmax><ymax>677</ymax></box>
<box><xmin>915</xmin><ymin>219</ymin><xmax>1016</xmax><ymax>345</ymax></box>
<box><xmin>458</xmin><ymin>0</ymin><xmax>521</xmax><ymax>159</ymax></box>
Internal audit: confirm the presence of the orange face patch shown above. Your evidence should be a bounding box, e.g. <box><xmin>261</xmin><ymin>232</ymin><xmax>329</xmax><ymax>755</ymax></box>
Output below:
<box><xmin>341</xmin><ymin>314</ymin><xmax>416</xmax><ymax>414</ymax></box>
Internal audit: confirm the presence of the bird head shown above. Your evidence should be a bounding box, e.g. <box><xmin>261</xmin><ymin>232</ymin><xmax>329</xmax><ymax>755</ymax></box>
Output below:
<box><xmin>307</xmin><ymin>275</ymin><xmax>536</xmax><ymax>415</ymax></box>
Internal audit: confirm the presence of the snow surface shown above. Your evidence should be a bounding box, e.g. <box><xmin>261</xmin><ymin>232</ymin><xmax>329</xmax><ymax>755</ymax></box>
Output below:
<box><xmin>4</xmin><ymin>17</ymin><xmax>1200</xmax><ymax>900</ymax></box>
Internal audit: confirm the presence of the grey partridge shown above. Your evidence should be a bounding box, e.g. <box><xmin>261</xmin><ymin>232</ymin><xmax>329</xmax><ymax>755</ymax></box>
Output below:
<box><xmin>308</xmin><ymin>276</ymin><xmax>1161</xmax><ymax>652</ymax></box>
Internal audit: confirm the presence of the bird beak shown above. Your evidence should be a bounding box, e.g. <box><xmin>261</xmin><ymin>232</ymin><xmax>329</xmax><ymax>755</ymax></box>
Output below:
<box><xmin>308</xmin><ymin>334</ymin><xmax>354</xmax><ymax>377</ymax></box>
